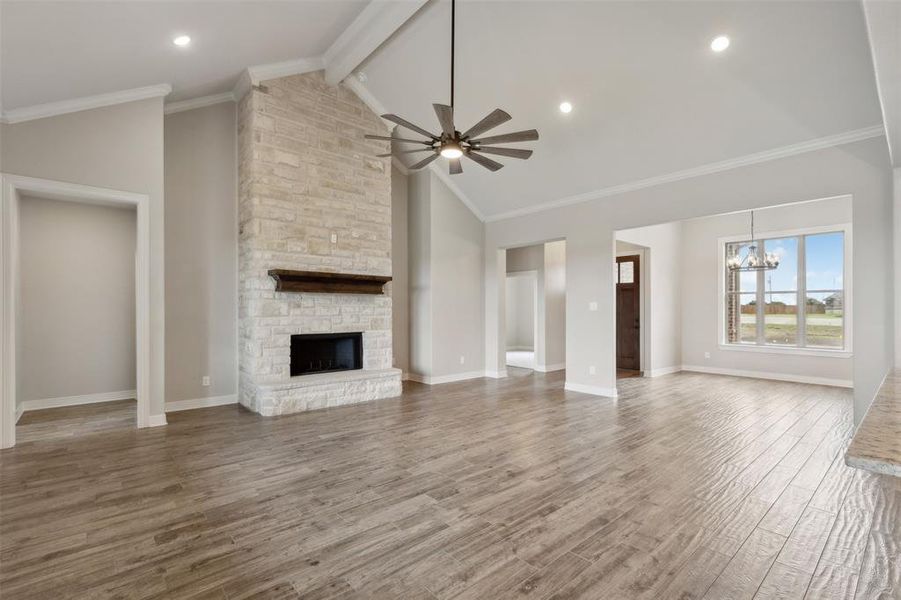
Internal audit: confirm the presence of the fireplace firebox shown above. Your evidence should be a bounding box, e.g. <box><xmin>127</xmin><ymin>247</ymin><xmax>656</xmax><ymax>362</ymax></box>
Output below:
<box><xmin>290</xmin><ymin>332</ymin><xmax>363</xmax><ymax>377</ymax></box>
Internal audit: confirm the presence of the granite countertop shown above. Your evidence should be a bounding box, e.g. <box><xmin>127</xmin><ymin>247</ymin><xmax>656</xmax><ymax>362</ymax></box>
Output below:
<box><xmin>846</xmin><ymin>370</ymin><xmax>901</xmax><ymax>477</ymax></box>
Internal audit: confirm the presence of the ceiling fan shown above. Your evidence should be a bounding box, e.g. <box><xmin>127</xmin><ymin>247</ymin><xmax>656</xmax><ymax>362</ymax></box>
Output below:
<box><xmin>365</xmin><ymin>0</ymin><xmax>538</xmax><ymax>175</ymax></box>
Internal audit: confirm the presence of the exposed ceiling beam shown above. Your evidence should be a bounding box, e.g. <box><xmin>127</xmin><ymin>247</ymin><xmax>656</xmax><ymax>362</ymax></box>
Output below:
<box><xmin>862</xmin><ymin>0</ymin><xmax>901</xmax><ymax>166</ymax></box>
<box><xmin>323</xmin><ymin>0</ymin><xmax>429</xmax><ymax>85</ymax></box>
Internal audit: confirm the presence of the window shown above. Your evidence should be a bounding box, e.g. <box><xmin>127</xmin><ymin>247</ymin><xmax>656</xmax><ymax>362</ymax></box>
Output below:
<box><xmin>723</xmin><ymin>228</ymin><xmax>848</xmax><ymax>351</ymax></box>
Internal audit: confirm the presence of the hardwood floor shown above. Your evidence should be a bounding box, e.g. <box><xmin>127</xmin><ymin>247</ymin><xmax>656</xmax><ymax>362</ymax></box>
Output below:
<box><xmin>1</xmin><ymin>371</ymin><xmax>899</xmax><ymax>599</ymax></box>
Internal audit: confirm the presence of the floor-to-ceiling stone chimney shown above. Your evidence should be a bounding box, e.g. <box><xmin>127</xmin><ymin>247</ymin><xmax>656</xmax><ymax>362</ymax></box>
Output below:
<box><xmin>238</xmin><ymin>71</ymin><xmax>401</xmax><ymax>415</ymax></box>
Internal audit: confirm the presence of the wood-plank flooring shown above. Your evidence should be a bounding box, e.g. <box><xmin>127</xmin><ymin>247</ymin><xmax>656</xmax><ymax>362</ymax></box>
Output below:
<box><xmin>1</xmin><ymin>370</ymin><xmax>899</xmax><ymax>599</ymax></box>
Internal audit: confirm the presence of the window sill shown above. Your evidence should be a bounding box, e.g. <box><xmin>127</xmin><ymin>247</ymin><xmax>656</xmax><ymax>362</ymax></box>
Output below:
<box><xmin>718</xmin><ymin>344</ymin><xmax>852</xmax><ymax>358</ymax></box>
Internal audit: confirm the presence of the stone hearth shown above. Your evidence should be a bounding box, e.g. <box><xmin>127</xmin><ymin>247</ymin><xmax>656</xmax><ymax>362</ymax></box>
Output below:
<box><xmin>237</xmin><ymin>70</ymin><xmax>401</xmax><ymax>416</ymax></box>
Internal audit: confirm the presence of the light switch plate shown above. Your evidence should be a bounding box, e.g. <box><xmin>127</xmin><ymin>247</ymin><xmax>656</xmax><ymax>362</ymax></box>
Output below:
<box><xmin>588</xmin><ymin>301</ymin><xmax>598</xmax><ymax>311</ymax></box>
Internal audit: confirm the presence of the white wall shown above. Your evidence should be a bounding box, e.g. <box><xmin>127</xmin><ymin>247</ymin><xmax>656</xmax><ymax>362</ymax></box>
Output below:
<box><xmin>616</xmin><ymin>222</ymin><xmax>683</xmax><ymax>376</ymax></box>
<box><xmin>895</xmin><ymin>167</ymin><xmax>901</xmax><ymax>369</ymax></box>
<box><xmin>391</xmin><ymin>164</ymin><xmax>409</xmax><ymax>374</ymax></box>
<box><xmin>430</xmin><ymin>174</ymin><xmax>484</xmax><ymax>377</ymax></box>
<box><xmin>1</xmin><ymin>98</ymin><xmax>166</xmax><ymax>420</ymax></box>
<box><xmin>679</xmin><ymin>197</ymin><xmax>853</xmax><ymax>385</ymax></box>
<box><xmin>18</xmin><ymin>196</ymin><xmax>136</xmax><ymax>402</ymax></box>
<box><xmin>485</xmin><ymin>136</ymin><xmax>893</xmax><ymax>423</ymax></box>
<box><xmin>507</xmin><ymin>244</ymin><xmax>544</xmax><ymax>360</ymax></box>
<box><xmin>543</xmin><ymin>240</ymin><xmax>566</xmax><ymax>369</ymax></box>
<box><xmin>505</xmin><ymin>274</ymin><xmax>535</xmax><ymax>350</ymax></box>
<box><xmin>407</xmin><ymin>170</ymin><xmax>432</xmax><ymax>377</ymax></box>
<box><xmin>164</xmin><ymin>103</ymin><xmax>237</xmax><ymax>405</ymax></box>
<box><xmin>407</xmin><ymin>170</ymin><xmax>484</xmax><ymax>381</ymax></box>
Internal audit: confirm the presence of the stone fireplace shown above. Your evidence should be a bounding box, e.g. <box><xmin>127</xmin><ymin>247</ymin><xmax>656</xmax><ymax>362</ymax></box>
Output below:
<box><xmin>237</xmin><ymin>70</ymin><xmax>402</xmax><ymax>416</ymax></box>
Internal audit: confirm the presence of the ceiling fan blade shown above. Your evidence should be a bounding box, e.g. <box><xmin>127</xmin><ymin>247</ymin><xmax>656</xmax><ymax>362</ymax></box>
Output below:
<box><xmin>449</xmin><ymin>158</ymin><xmax>463</xmax><ymax>175</ymax></box>
<box><xmin>410</xmin><ymin>153</ymin><xmax>440</xmax><ymax>170</ymax></box>
<box><xmin>474</xmin><ymin>146</ymin><xmax>533</xmax><ymax>159</ymax></box>
<box><xmin>377</xmin><ymin>149</ymin><xmax>432</xmax><ymax>157</ymax></box>
<box><xmin>465</xmin><ymin>151</ymin><xmax>504</xmax><ymax>172</ymax></box>
<box><xmin>433</xmin><ymin>104</ymin><xmax>456</xmax><ymax>138</ymax></box>
<box><xmin>461</xmin><ymin>109</ymin><xmax>512</xmax><ymax>140</ymax></box>
<box><xmin>365</xmin><ymin>134</ymin><xmax>433</xmax><ymax>145</ymax></box>
<box><xmin>381</xmin><ymin>114</ymin><xmax>438</xmax><ymax>140</ymax></box>
<box><xmin>469</xmin><ymin>129</ymin><xmax>539</xmax><ymax>145</ymax></box>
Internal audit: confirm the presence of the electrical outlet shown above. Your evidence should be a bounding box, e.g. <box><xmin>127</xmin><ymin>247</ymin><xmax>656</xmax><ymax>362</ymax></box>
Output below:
<box><xmin>704</xmin><ymin>352</ymin><xmax>711</xmax><ymax>359</ymax></box>
<box><xmin>202</xmin><ymin>376</ymin><xmax>210</xmax><ymax>387</ymax></box>
<box><xmin>459</xmin><ymin>356</ymin><xmax>465</xmax><ymax>365</ymax></box>
<box><xmin>330</xmin><ymin>232</ymin><xmax>338</xmax><ymax>244</ymax></box>
<box><xmin>588</xmin><ymin>301</ymin><xmax>598</xmax><ymax>312</ymax></box>
<box><xmin>589</xmin><ymin>365</ymin><xmax>596</xmax><ymax>375</ymax></box>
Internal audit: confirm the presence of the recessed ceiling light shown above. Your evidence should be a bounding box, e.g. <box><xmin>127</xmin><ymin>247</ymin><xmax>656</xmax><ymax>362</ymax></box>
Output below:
<box><xmin>173</xmin><ymin>35</ymin><xmax>191</xmax><ymax>47</ymax></box>
<box><xmin>710</xmin><ymin>35</ymin><xmax>730</xmax><ymax>52</ymax></box>
<box><xmin>559</xmin><ymin>101</ymin><xmax>573</xmax><ymax>114</ymax></box>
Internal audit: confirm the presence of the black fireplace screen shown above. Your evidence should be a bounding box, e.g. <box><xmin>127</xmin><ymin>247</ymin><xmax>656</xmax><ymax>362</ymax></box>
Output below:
<box><xmin>290</xmin><ymin>332</ymin><xmax>363</xmax><ymax>376</ymax></box>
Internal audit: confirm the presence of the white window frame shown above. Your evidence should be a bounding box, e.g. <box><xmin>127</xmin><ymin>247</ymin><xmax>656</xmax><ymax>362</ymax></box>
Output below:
<box><xmin>717</xmin><ymin>223</ymin><xmax>852</xmax><ymax>358</ymax></box>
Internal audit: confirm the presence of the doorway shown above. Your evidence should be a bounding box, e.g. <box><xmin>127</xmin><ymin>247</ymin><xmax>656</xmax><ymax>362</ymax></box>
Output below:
<box><xmin>1</xmin><ymin>175</ymin><xmax>152</xmax><ymax>449</ymax></box>
<box><xmin>616</xmin><ymin>254</ymin><xmax>641</xmax><ymax>375</ymax></box>
<box><xmin>505</xmin><ymin>270</ymin><xmax>538</xmax><ymax>370</ymax></box>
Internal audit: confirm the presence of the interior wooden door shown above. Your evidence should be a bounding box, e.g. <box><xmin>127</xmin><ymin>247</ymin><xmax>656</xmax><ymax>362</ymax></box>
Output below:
<box><xmin>616</xmin><ymin>255</ymin><xmax>641</xmax><ymax>371</ymax></box>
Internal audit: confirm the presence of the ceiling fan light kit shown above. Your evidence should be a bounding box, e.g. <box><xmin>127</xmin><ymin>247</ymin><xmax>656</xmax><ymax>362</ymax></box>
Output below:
<box><xmin>365</xmin><ymin>0</ymin><xmax>538</xmax><ymax>174</ymax></box>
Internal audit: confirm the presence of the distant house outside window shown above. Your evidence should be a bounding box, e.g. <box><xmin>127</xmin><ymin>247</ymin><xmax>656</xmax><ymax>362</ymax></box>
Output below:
<box><xmin>722</xmin><ymin>226</ymin><xmax>850</xmax><ymax>353</ymax></box>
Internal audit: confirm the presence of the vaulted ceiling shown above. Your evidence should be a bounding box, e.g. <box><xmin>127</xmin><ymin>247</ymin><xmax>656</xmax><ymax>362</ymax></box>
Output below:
<box><xmin>0</xmin><ymin>1</ymin><xmax>889</xmax><ymax>220</ymax></box>
<box><xmin>360</xmin><ymin>1</ymin><xmax>883</xmax><ymax>218</ymax></box>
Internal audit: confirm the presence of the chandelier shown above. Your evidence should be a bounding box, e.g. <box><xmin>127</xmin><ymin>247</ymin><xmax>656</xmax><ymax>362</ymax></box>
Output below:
<box><xmin>727</xmin><ymin>211</ymin><xmax>780</xmax><ymax>272</ymax></box>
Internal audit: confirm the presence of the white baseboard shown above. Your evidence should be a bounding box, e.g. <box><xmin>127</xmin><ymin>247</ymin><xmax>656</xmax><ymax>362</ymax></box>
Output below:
<box><xmin>406</xmin><ymin>371</ymin><xmax>486</xmax><ymax>385</ymax></box>
<box><xmin>535</xmin><ymin>363</ymin><xmax>566</xmax><ymax>373</ymax></box>
<box><xmin>485</xmin><ymin>369</ymin><xmax>508</xmax><ymax>379</ymax></box>
<box><xmin>680</xmin><ymin>365</ymin><xmax>853</xmax><ymax>388</ymax></box>
<box><xmin>20</xmin><ymin>389</ymin><xmax>136</xmax><ymax>413</ymax></box>
<box><xmin>15</xmin><ymin>403</ymin><xmax>24</xmax><ymax>423</ymax></box>
<box><xmin>564</xmin><ymin>381</ymin><xmax>618</xmax><ymax>398</ymax></box>
<box><xmin>147</xmin><ymin>414</ymin><xmax>167</xmax><ymax>427</ymax></box>
<box><xmin>645</xmin><ymin>366</ymin><xmax>682</xmax><ymax>378</ymax></box>
<box><xmin>165</xmin><ymin>394</ymin><xmax>237</xmax><ymax>413</ymax></box>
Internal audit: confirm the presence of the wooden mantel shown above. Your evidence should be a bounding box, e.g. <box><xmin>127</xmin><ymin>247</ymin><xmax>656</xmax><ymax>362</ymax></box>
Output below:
<box><xmin>268</xmin><ymin>269</ymin><xmax>391</xmax><ymax>295</ymax></box>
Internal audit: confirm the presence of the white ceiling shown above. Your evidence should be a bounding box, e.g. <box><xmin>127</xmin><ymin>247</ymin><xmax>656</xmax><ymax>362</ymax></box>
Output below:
<box><xmin>862</xmin><ymin>0</ymin><xmax>901</xmax><ymax>167</ymax></box>
<box><xmin>0</xmin><ymin>0</ymin><xmax>367</xmax><ymax>108</ymax></box>
<box><xmin>360</xmin><ymin>0</ymin><xmax>884</xmax><ymax>217</ymax></box>
<box><xmin>0</xmin><ymin>1</ymin><xmax>887</xmax><ymax>220</ymax></box>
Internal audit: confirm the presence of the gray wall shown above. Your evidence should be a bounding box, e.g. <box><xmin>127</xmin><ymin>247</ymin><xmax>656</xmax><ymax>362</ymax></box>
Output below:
<box><xmin>543</xmin><ymin>240</ymin><xmax>567</xmax><ymax>369</ymax></box>
<box><xmin>1</xmin><ymin>98</ymin><xmax>166</xmax><ymax>419</ymax></box>
<box><xmin>164</xmin><ymin>103</ymin><xmax>237</xmax><ymax>404</ymax></box>
<box><xmin>391</xmin><ymin>164</ymin><xmax>409</xmax><ymax>374</ymax></box>
<box><xmin>408</xmin><ymin>170</ymin><xmax>432</xmax><ymax>377</ymax></box>
<box><xmin>18</xmin><ymin>196</ymin><xmax>136</xmax><ymax>401</ymax></box>
<box><xmin>485</xmin><ymin>136</ymin><xmax>893</xmax><ymax>422</ymax></box>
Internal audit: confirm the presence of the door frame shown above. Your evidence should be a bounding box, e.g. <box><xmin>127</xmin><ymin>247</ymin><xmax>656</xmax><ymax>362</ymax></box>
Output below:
<box><xmin>1</xmin><ymin>174</ymin><xmax>152</xmax><ymax>449</ymax></box>
<box><xmin>615</xmin><ymin>249</ymin><xmax>648</xmax><ymax>373</ymax></box>
<box><xmin>505</xmin><ymin>269</ymin><xmax>539</xmax><ymax>367</ymax></box>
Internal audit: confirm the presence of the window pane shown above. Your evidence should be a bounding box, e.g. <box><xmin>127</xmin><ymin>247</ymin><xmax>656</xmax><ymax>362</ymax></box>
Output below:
<box><xmin>620</xmin><ymin>261</ymin><xmax>634</xmax><ymax>283</ymax></box>
<box><xmin>806</xmin><ymin>232</ymin><xmax>844</xmax><ymax>291</ymax></box>
<box><xmin>764</xmin><ymin>293</ymin><xmax>798</xmax><ymax>345</ymax></box>
<box><xmin>806</xmin><ymin>291</ymin><xmax>844</xmax><ymax>347</ymax></box>
<box><xmin>726</xmin><ymin>293</ymin><xmax>757</xmax><ymax>343</ymax></box>
<box><xmin>763</xmin><ymin>237</ymin><xmax>798</xmax><ymax>292</ymax></box>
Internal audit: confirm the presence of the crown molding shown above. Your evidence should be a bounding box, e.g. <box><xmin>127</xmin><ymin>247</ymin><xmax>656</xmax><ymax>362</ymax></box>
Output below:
<box><xmin>323</xmin><ymin>0</ymin><xmax>428</xmax><ymax>85</ymax></box>
<box><xmin>0</xmin><ymin>84</ymin><xmax>172</xmax><ymax>124</ymax></box>
<box><xmin>232</xmin><ymin>56</ymin><xmax>325</xmax><ymax>103</ymax></box>
<box><xmin>164</xmin><ymin>91</ymin><xmax>235</xmax><ymax>115</ymax></box>
<box><xmin>484</xmin><ymin>125</ymin><xmax>886</xmax><ymax>222</ymax></box>
<box><xmin>391</xmin><ymin>156</ymin><xmax>410</xmax><ymax>176</ymax></box>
